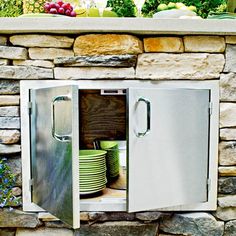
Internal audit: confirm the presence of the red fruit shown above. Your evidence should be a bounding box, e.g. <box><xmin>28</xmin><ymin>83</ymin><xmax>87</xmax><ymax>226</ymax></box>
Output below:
<box><xmin>66</xmin><ymin>3</ymin><xmax>71</xmax><ymax>8</ymax></box>
<box><xmin>55</xmin><ymin>3</ymin><xmax>60</xmax><ymax>9</ymax></box>
<box><xmin>49</xmin><ymin>8</ymin><xmax>58</xmax><ymax>14</ymax></box>
<box><xmin>70</xmin><ymin>11</ymin><xmax>76</xmax><ymax>17</ymax></box>
<box><xmin>49</xmin><ymin>2</ymin><xmax>56</xmax><ymax>8</ymax></box>
<box><xmin>58</xmin><ymin>7</ymin><xmax>65</xmax><ymax>14</ymax></box>
<box><xmin>61</xmin><ymin>3</ymin><xmax>67</xmax><ymax>9</ymax></box>
<box><xmin>57</xmin><ymin>0</ymin><xmax>63</xmax><ymax>6</ymax></box>
<box><xmin>65</xmin><ymin>9</ymin><xmax>71</xmax><ymax>16</ymax></box>
<box><xmin>44</xmin><ymin>3</ymin><xmax>50</xmax><ymax>12</ymax></box>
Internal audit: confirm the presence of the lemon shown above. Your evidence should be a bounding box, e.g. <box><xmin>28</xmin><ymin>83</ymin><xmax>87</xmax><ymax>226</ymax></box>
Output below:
<box><xmin>176</xmin><ymin>2</ymin><xmax>185</xmax><ymax>9</ymax></box>
<box><xmin>188</xmin><ymin>5</ymin><xmax>197</xmax><ymax>12</ymax></box>
<box><xmin>167</xmin><ymin>2</ymin><xmax>176</xmax><ymax>9</ymax></box>
<box><xmin>75</xmin><ymin>7</ymin><xmax>118</xmax><ymax>17</ymax></box>
<box><xmin>157</xmin><ymin>3</ymin><xmax>168</xmax><ymax>11</ymax></box>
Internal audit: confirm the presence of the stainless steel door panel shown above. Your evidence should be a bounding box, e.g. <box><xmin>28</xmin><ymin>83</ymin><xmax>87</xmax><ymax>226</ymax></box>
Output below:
<box><xmin>128</xmin><ymin>88</ymin><xmax>210</xmax><ymax>212</ymax></box>
<box><xmin>30</xmin><ymin>86</ymin><xmax>79</xmax><ymax>228</ymax></box>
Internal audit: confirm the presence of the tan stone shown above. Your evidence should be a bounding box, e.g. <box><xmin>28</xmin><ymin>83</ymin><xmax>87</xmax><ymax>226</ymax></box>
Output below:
<box><xmin>0</xmin><ymin>144</ymin><xmax>21</xmax><ymax>154</ymax></box>
<box><xmin>10</xmin><ymin>34</ymin><xmax>74</xmax><ymax>48</ymax></box>
<box><xmin>219</xmin><ymin>167</ymin><xmax>236</xmax><ymax>176</ymax></box>
<box><xmin>0</xmin><ymin>95</ymin><xmax>19</xmax><ymax>106</ymax></box>
<box><xmin>214</xmin><ymin>207</ymin><xmax>236</xmax><ymax>221</ymax></box>
<box><xmin>0</xmin><ymin>130</ymin><xmax>20</xmax><ymax>144</ymax></box>
<box><xmin>136</xmin><ymin>53</ymin><xmax>224</xmax><ymax>79</ymax></box>
<box><xmin>16</xmin><ymin>228</ymin><xmax>73</xmax><ymax>236</ymax></box>
<box><xmin>184</xmin><ymin>36</ymin><xmax>225</xmax><ymax>52</ymax></box>
<box><xmin>220</xmin><ymin>128</ymin><xmax>236</xmax><ymax>140</ymax></box>
<box><xmin>0</xmin><ymin>59</ymin><xmax>9</xmax><ymax>65</ymax></box>
<box><xmin>220</xmin><ymin>103</ymin><xmax>236</xmax><ymax>128</ymax></box>
<box><xmin>74</xmin><ymin>34</ymin><xmax>143</xmax><ymax>55</ymax></box>
<box><xmin>13</xmin><ymin>60</ymin><xmax>54</xmax><ymax>68</ymax></box>
<box><xmin>220</xmin><ymin>73</ymin><xmax>236</xmax><ymax>102</ymax></box>
<box><xmin>11</xmin><ymin>187</ymin><xmax>22</xmax><ymax>196</ymax></box>
<box><xmin>144</xmin><ymin>37</ymin><xmax>184</xmax><ymax>52</ymax></box>
<box><xmin>0</xmin><ymin>36</ymin><xmax>7</xmax><ymax>45</ymax></box>
<box><xmin>29</xmin><ymin>48</ymin><xmax>74</xmax><ymax>60</ymax></box>
<box><xmin>226</xmin><ymin>36</ymin><xmax>236</xmax><ymax>44</ymax></box>
<box><xmin>54</xmin><ymin>67</ymin><xmax>135</xmax><ymax>80</ymax></box>
<box><xmin>0</xmin><ymin>46</ymin><xmax>27</xmax><ymax>59</ymax></box>
<box><xmin>80</xmin><ymin>212</ymin><xmax>89</xmax><ymax>221</ymax></box>
<box><xmin>219</xmin><ymin>141</ymin><xmax>236</xmax><ymax>166</ymax></box>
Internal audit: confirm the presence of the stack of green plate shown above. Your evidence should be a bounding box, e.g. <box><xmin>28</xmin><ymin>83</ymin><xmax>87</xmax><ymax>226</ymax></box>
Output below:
<box><xmin>79</xmin><ymin>150</ymin><xmax>107</xmax><ymax>195</ymax></box>
<box><xmin>100</xmin><ymin>141</ymin><xmax>120</xmax><ymax>179</ymax></box>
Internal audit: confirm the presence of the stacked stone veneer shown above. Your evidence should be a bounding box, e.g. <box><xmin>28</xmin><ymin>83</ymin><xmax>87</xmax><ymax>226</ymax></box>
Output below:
<box><xmin>0</xmin><ymin>33</ymin><xmax>235</xmax><ymax>236</ymax></box>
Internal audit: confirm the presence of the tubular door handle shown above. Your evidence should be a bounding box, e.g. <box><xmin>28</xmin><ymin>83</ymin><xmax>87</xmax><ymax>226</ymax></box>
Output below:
<box><xmin>136</xmin><ymin>97</ymin><xmax>151</xmax><ymax>138</ymax></box>
<box><xmin>51</xmin><ymin>95</ymin><xmax>72</xmax><ymax>142</ymax></box>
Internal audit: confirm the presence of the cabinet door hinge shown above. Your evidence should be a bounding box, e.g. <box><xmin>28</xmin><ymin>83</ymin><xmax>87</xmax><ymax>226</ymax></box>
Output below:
<box><xmin>207</xmin><ymin>178</ymin><xmax>211</xmax><ymax>192</ymax></box>
<box><xmin>209</xmin><ymin>102</ymin><xmax>213</xmax><ymax>115</ymax></box>
<box><xmin>29</xmin><ymin>178</ymin><xmax>34</xmax><ymax>192</ymax></box>
<box><xmin>28</xmin><ymin>102</ymin><xmax>32</xmax><ymax>115</ymax></box>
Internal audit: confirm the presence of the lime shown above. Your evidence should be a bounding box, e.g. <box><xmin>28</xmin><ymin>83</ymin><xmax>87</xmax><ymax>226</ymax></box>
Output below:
<box><xmin>157</xmin><ymin>3</ymin><xmax>168</xmax><ymax>11</ymax></box>
<box><xmin>188</xmin><ymin>5</ymin><xmax>197</xmax><ymax>12</ymax></box>
<box><xmin>176</xmin><ymin>2</ymin><xmax>186</xmax><ymax>9</ymax></box>
<box><xmin>167</xmin><ymin>2</ymin><xmax>176</xmax><ymax>9</ymax></box>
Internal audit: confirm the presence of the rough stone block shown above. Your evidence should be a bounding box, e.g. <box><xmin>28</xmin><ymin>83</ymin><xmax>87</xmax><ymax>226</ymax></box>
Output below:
<box><xmin>219</xmin><ymin>167</ymin><xmax>236</xmax><ymax>176</ymax></box>
<box><xmin>88</xmin><ymin>212</ymin><xmax>135</xmax><ymax>222</ymax></box>
<box><xmin>7</xmin><ymin>157</ymin><xmax>22</xmax><ymax>186</ymax></box>
<box><xmin>226</xmin><ymin>36</ymin><xmax>236</xmax><ymax>44</ymax></box>
<box><xmin>184</xmin><ymin>36</ymin><xmax>225</xmax><ymax>52</ymax></box>
<box><xmin>74</xmin><ymin>34</ymin><xmax>143</xmax><ymax>55</ymax></box>
<box><xmin>136</xmin><ymin>212</ymin><xmax>169</xmax><ymax>221</ymax></box>
<box><xmin>159</xmin><ymin>212</ymin><xmax>224</xmax><ymax>236</ymax></box>
<box><xmin>218</xmin><ymin>195</ymin><xmax>236</xmax><ymax>208</ymax></box>
<box><xmin>0</xmin><ymin>106</ymin><xmax>19</xmax><ymax>116</ymax></box>
<box><xmin>16</xmin><ymin>228</ymin><xmax>73</xmax><ymax>236</ymax></box>
<box><xmin>0</xmin><ymin>209</ymin><xmax>40</xmax><ymax>228</ymax></box>
<box><xmin>75</xmin><ymin>221</ymin><xmax>158</xmax><ymax>236</ymax></box>
<box><xmin>220</xmin><ymin>103</ymin><xmax>236</xmax><ymax>128</ymax></box>
<box><xmin>11</xmin><ymin>186</ymin><xmax>22</xmax><ymax>196</ymax></box>
<box><xmin>219</xmin><ymin>141</ymin><xmax>236</xmax><ymax>166</ymax></box>
<box><xmin>144</xmin><ymin>37</ymin><xmax>184</xmax><ymax>52</ymax></box>
<box><xmin>0</xmin><ymin>228</ymin><xmax>16</xmax><ymax>236</ymax></box>
<box><xmin>0</xmin><ymin>95</ymin><xmax>19</xmax><ymax>106</ymax></box>
<box><xmin>224</xmin><ymin>45</ymin><xmax>236</xmax><ymax>72</ymax></box>
<box><xmin>29</xmin><ymin>48</ymin><xmax>74</xmax><ymax>60</ymax></box>
<box><xmin>0</xmin><ymin>117</ymin><xmax>20</xmax><ymax>129</ymax></box>
<box><xmin>0</xmin><ymin>66</ymin><xmax>53</xmax><ymax>79</ymax></box>
<box><xmin>0</xmin><ymin>46</ymin><xmax>27</xmax><ymax>59</ymax></box>
<box><xmin>0</xmin><ymin>59</ymin><xmax>9</xmax><ymax>65</ymax></box>
<box><xmin>224</xmin><ymin>220</ymin><xmax>236</xmax><ymax>236</ymax></box>
<box><xmin>54</xmin><ymin>67</ymin><xmax>135</xmax><ymax>79</ymax></box>
<box><xmin>0</xmin><ymin>130</ymin><xmax>20</xmax><ymax>144</ymax></box>
<box><xmin>0</xmin><ymin>144</ymin><xmax>21</xmax><ymax>154</ymax></box>
<box><xmin>136</xmin><ymin>53</ymin><xmax>224</xmax><ymax>80</ymax></box>
<box><xmin>218</xmin><ymin>177</ymin><xmax>236</xmax><ymax>194</ymax></box>
<box><xmin>220</xmin><ymin>128</ymin><xmax>236</xmax><ymax>141</ymax></box>
<box><xmin>0</xmin><ymin>81</ymin><xmax>20</xmax><ymax>95</ymax></box>
<box><xmin>220</xmin><ymin>73</ymin><xmax>236</xmax><ymax>102</ymax></box>
<box><xmin>0</xmin><ymin>36</ymin><xmax>7</xmax><ymax>45</ymax></box>
<box><xmin>54</xmin><ymin>55</ymin><xmax>137</xmax><ymax>67</ymax></box>
<box><xmin>13</xmin><ymin>60</ymin><xmax>54</xmax><ymax>68</ymax></box>
<box><xmin>10</xmin><ymin>34</ymin><xmax>74</xmax><ymax>48</ymax></box>
<box><xmin>214</xmin><ymin>207</ymin><xmax>236</xmax><ymax>221</ymax></box>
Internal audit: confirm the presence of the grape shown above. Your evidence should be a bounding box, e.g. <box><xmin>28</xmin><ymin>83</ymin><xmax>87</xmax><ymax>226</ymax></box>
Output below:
<box><xmin>49</xmin><ymin>2</ymin><xmax>56</xmax><ymax>9</ymax></box>
<box><xmin>57</xmin><ymin>0</ymin><xmax>63</xmax><ymax>6</ymax></box>
<box><xmin>44</xmin><ymin>1</ymin><xmax>76</xmax><ymax>17</ymax></box>
<box><xmin>55</xmin><ymin>3</ymin><xmax>60</xmax><ymax>9</ymax></box>
<box><xmin>58</xmin><ymin>7</ymin><xmax>65</xmax><ymax>14</ymax></box>
<box><xmin>44</xmin><ymin>3</ymin><xmax>50</xmax><ymax>12</ymax></box>
<box><xmin>65</xmin><ymin>9</ymin><xmax>71</xmax><ymax>16</ymax></box>
<box><xmin>50</xmin><ymin>8</ymin><xmax>58</xmax><ymax>14</ymax></box>
<box><xmin>70</xmin><ymin>11</ymin><xmax>76</xmax><ymax>17</ymax></box>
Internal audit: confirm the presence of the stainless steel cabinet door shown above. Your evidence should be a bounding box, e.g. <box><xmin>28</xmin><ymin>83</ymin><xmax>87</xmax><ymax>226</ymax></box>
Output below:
<box><xmin>30</xmin><ymin>86</ymin><xmax>79</xmax><ymax>228</ymax></box>
<box><xmin>128</xmin><ymin>88</ymin><xmax>210</xmax><ymax>212</ymax></box>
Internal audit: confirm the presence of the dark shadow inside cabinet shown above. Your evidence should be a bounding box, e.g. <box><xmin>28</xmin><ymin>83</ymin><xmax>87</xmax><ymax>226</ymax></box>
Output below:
<box><xmin>79</xmin><ymin>89</ymin><xmax>127</xmax><ymax>203</ymax></box>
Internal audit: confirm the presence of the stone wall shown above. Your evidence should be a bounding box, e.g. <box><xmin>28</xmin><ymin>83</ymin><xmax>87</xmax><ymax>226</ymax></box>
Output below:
<box><xmin>0</xmin><ymin>33</ymin><xmax>235</xmax><ymax>236</ymax></box>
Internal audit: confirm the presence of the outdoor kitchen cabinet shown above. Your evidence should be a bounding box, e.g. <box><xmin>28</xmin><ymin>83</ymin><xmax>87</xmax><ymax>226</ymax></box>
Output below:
<box><xmin>21</xmin><ymin>80</ymin><xmax>219</xmax><ymax>229</ymax></box>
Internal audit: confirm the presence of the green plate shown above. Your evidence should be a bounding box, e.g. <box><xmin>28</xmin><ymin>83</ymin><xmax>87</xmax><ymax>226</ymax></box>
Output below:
<box><xmin>79</xmin><ymin>150</ymin><xmax>107</xmax><ymax>157</ymax></box>
<box><xmin>80</xmin><ymin>185</ymin><xmax>106</xmax><ymax>195</ymax></box>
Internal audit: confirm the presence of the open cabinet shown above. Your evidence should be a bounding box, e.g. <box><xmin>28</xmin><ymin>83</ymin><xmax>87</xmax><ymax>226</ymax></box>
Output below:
<box><xmin>21</xmin><ymin>80</ymin><xmax>219</xmax><ymax>229</ymax></box>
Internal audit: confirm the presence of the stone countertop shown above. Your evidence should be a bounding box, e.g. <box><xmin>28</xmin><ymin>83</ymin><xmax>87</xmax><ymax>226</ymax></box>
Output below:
<box><xmin>0</xmin><ymin>17</ymin><xmax>236</xmax><ymax>35</ymax></box>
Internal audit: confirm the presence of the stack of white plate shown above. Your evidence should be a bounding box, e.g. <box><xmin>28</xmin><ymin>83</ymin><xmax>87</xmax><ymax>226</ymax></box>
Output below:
<box><xmin>79</xmin><ymin>150</ymin><xmax>107</xmax><ymax>195</ymax></box>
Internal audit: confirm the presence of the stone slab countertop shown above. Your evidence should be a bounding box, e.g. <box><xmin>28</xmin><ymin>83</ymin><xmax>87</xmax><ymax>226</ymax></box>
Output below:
<box><xmin>0</xmin><ymin>17</ymin><xmax>236</xmax><ymax>35</ymax></box>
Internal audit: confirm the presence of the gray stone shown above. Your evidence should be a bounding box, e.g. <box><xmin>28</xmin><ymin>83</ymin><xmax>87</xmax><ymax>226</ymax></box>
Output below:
<box><xmin>220</xmin><ymin>73</ymin><xmax>236</xmax><ymax>102</ymax></box>
<box><xmin>160</xmin><ymin>212</ymin><xmax>224</xmax><ymax>236</ymax></box>
<box><xmin>10</xmin><ymin>34</ymin><xmax>74</xmax><ymax>48</ymax></box>
<box><xmin>0</xmin><ymin>81</ymin><xmax>19</xmax><ymax>94</ymax></box>
<box><xmin>0</xmin><ymin>36</ymin><xmax>7</xmax><ymax>45</ymax></box>
<box><xmin>54</xmin><ymin>67</ymin><xmax>135</xmax><ymax>80</ymax></box>
<box><xmin>44</xmin><ymin>221</ymin><xmax>72</xmax><ymax>228</ymax></box>
<box><xmin>136</xmin><ymin>212</ymin><xmax>168</xmax><ymax>222</ymax></box>
<box><xmin>0</xmin><ymin>66</ymin><xmax>53</xmax><ymax>79</ymax></box>
<box><xmin>0</xmin><ymin>117</ymin><xmax>20</xmax><ymax>129</ymax></box>
<box><xmin>6</xmin><ymin>157</ymin><xmax>22</xmax><ymax>186</ymax></box>
<box><xmin>0</xmin><ymin>95</ymin><xmax>19</xmax><ymax>106</ymax></box>
<box><xmin>11</xmin><ymin>186</ymin><xmax>22</xmax><ymax>196</ymax></box>
<box><xmin>218</xmin><ymin>177</ymin><xmax>236</xmax><ymax>194</ymax></box>
<box><xmin>219</xmin><ymin>142</ymin><xmax>236</xmax><ymax>166</ymax></box>
<box><xmin>220</xmin><ymin>128</ymin><xmax>236</xmax><ymax>141</ymax></box>
<box><xmin>0</xmin><ymin>209</ymin><xmax>41</xmax><ymax>228</ymax></box>
<box><xmin>224</xmin><ymin>45</ymin><xmax>236</xmax><ymax>72</ymax></box>
<box><xmin>88</xmin><ymin>212</ymin><xmax>135</xmax><ymax>222</ymax></box>
<box><xmin>224</xmin><ymin>220</ymin><xmax>236</xmax><ymax>236</ymax></box>
<box><xmin>136</xmin><ymin>53</ymin><xmax>224</xmax><ymax>80</ymax></box>
<box><xmin>0</xmin><ymin>228</ymin><xmax>16</xmax><ymax>236</ymax></box>
<box><xmin>76</xmin><ymin>221</ymin><xmax>158</xmax><ymax>236</ymax></box>
<box><xmin>0</xmin><ymin>59</ymin><xmax>9</xmax><ymax>65</ymax></box>
<box><xmin>16</xmin><ymin>228</ymin><xmax>73</xmax><ymax>236</ymax></box>
<box><xmin>0</xmin><ymin>144</ymin><xmax>21</xmax><ymax>154</ymax></box>
<box><xmin>220</xmin><ymin>103</ymin><xmax>236</xmax><ymax>128</ymax></box>
<box><xmin>0</xmin><ymin>130</ymin><xmax>20</xmax><ymax>144</ymax></box>
<box><xmin>218</xmin><ymin>195</ymin><xmax>236</xmax><ymax>207</ymax></box>
<box><xmin>0</xmin><ymin>106</ymin><xmax>19</xmax><ymax>116</ymax></box>
<box><xmin>29</xmin><ymin>48</ymin><xmax>74</xmax><ymax>60</ymax></box>
<box><xmin>0</xmin><ymin>46</ymin><xmax>27</xmax><ymax>59</ymax></box>
<box><xmin>13</xmin><ymin>59</ymin><xmax>54</xmax><ymax>68</ymax></box>
<box><xmin>54</xmin><ymin>55</ymin><xmax>137</xmax><ymax>67</ymax></box>
<box><xmin>214</xmin><ymin>207</ymin><xmax>236</xmax><ymax>221</ymax></box>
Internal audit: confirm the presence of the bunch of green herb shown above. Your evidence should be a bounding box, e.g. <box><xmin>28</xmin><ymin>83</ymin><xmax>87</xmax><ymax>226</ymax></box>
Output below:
<box><xmin>107</xmin><ymin>0</ymin><xmax>136</xmax><ymax>17</ymax></box>
<box><xmin>0</xmin><ymin>0</ymin><xmax>23</xmax><ymax>17</ymax></box>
